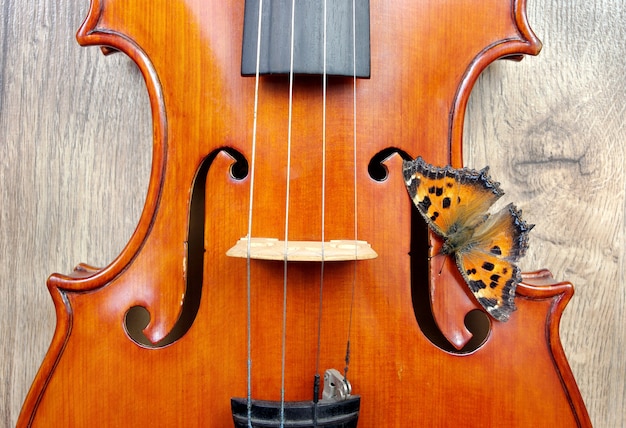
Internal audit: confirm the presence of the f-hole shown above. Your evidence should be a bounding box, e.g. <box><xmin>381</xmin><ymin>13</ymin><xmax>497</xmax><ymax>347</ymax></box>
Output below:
<box><xmin>368</xmin><ymin>148</ymin><xmax>490</xmax><ymax>354</ymax></box>
<box><xmin>125</xmin><ymin>147</ymin><xmax>248</xmax><ymax>347</ymax></box>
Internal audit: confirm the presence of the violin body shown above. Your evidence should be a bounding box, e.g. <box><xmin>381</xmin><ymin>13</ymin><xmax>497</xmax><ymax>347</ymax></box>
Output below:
<box><xmin>19</xmin><ymin>1</ymin><xmax>591</xmax><ymax>426</ymax></box>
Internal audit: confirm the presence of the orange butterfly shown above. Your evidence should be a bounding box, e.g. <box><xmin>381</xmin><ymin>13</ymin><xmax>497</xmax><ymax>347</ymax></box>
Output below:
<box><xmin>402</xmin><ymin>156</ymin><xmax>533</xmax><ymax>321</ymax></box>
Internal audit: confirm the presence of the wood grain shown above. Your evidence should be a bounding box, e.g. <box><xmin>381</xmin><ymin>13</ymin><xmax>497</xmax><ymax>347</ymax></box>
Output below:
<box><xmin>0</xmin><ymin>0</ymin><xmax>623</xmax><ymax>426</ymax></box>
<box><xmin>465</xmin><ymin>2</ymin><xmax>626</xmax><ymax>426</ymax></box>
<box><xmin>0</xmin><ymin>0</ymin><xmax>151</xmax><ymax>425</ymax></box>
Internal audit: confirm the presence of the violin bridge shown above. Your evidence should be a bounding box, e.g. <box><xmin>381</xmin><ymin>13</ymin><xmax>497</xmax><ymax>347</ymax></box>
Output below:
<box><xmin>226</xmin><ymin>237</ymin><xmax>377</xmax><ymax>262</ymax></box>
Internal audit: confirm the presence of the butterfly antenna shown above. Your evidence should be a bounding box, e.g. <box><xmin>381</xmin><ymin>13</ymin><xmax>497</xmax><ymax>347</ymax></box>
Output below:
<box><xmin>438</xmin><ymin>255</ymin><xmax>447</xmax><ymax>275</ymax></box>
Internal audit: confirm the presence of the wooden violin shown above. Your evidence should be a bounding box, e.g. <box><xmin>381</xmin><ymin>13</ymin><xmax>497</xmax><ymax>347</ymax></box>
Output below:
<box><xmin>18</xmin><ymin>0</ymin><xmax>592</xmax><ymax>426</ymax></box>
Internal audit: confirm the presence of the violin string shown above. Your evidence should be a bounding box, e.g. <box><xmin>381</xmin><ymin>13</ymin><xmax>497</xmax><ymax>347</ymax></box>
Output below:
<box><xmin>280</xmin><ymin>0</ymin><xmax>297</xmax><ymax>425</ymax></box>
<box><xmin>246</xmin><ymin>0</ymin><xmax>265</xmax><ymax>425</ymax></box>
<box><xmin>345</xmin><ymin>0</ymin><xmax>359</xmax><ymax>382</ymax></box>
<box><xmin>314</xmin><ymin>0</ymin><xmax>329</xmax><ymax>409</ymax></box>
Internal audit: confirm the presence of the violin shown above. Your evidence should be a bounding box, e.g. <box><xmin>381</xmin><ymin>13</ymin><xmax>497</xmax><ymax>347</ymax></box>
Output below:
<box><xmin>19</xmin><ymin>0</ymin><xmax>592</xmax><ymax>426</ymax></box>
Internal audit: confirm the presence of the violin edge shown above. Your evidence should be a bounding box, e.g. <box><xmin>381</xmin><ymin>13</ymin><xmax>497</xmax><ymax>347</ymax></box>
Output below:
<box><xmin>518</xmin><ymin>270</ymin><xmax>593</xmax><ymax>428</ymax></box>
<box><xmin>42</xmin><ymin>0</ymin><xmax>170</xmax><ymax>295</ymax></box>
<box><xmin>16</xmin><ymin>285</ymin><xmax>72</xmax><ymax>428</ymax></box>
<box><xmin>448</xmin><ymin>0</ymin><xmax>542</xmax><ymax>167</ymax></box>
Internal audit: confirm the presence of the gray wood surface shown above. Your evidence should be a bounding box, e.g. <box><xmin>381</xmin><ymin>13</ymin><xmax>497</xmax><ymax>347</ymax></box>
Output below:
<box><xmin>1</xmin><ymin>1</ymin><xmax>623</xmax><ymax>426</ymax></box>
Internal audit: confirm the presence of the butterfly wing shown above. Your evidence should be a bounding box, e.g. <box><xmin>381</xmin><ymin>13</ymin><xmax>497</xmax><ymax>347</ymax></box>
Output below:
<box><xmin>456</xmin><ymin>251</ymin><xmax>519</xmax><ymax>321</ymax></box>
<box><xmin>456</xmin><ymin>204</ymin><xmax>533</xmax><ymax>321</ymax></box>
<box><xmin>403</xmin><ymin>156</ymin><xmax>504</xmax><ymax>238</ymax></box>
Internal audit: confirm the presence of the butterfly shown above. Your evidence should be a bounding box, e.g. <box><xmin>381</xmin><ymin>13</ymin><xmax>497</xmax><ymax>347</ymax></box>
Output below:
<box><xmin>402</xmin><ymin>156</ymin><xmax>533</xmax><ymax>322</ymax></box>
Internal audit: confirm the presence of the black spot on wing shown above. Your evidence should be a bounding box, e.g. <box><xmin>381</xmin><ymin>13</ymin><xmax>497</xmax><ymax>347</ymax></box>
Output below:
<box><xmin>442</xmin><ymin>197</ymin><xmax>451</xmax><ymax>208</ymax></box>
<box><xmin>427</xmin><ymin>186</ymin><xmax>444</xmax><ymax>197</ymax></box>
<box><xmin>490</xmin><ymin>246</ymin><xmax>502</xmax><ymax>255</ymax></box>
<box><xmin>469</xmin><ymin>279</ymin><xmax>487</xmax><ymax>292</ymax></box>
<box><xmin>488</xmin><ymin>274</ymin><xmax>500</xmax><ymax>288</ymax></box>
<box><xmin>478</xmin><ymin>297</ymin><xmax>498</xmax><ymax>309</ymax></box>
<box><xmin>418</xmin><ymin>195</ymin><xmax>432</xmax><ymax>212</ymax></box>
<box><xmin>482</xmin><ymin>261</ymin><xmax>495</xmax><ymax>271</ymax></box>
<box><xmin>489</xmin><ymin>274</ymin><xmax>501</xmax><ymax>289</ymax></box>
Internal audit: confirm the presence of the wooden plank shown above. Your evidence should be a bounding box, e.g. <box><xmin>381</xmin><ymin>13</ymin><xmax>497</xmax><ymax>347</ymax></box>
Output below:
<box><xmin>0</xmin><ymin>1</ymin><xmax>151</xmax><ymax>425</ymax></box>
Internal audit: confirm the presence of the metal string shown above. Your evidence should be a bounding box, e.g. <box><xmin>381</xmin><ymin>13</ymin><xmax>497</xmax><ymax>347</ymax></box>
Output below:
<box><xmin>345</xmin><ymin>0</ymin><xmax>359</xmax><ymax>382</ymax></box>
<box><xmin>246</xmin><ymin>0</ymin><xmax>265</xmax><ymax>426</ymax></box>
<box><xmin>279</xmin><ymin>1</ymin><xmax>298</xmax><ymax>425</ymax></box>
<box><xmin>314</xmin><ymin>0</ymin><xmax>329</xmax><ymax>415</ymax></box>
<box><xmin>247</xmin><ymin>3</ymin><xmax>359</xmax><ymax>426</ymax></box>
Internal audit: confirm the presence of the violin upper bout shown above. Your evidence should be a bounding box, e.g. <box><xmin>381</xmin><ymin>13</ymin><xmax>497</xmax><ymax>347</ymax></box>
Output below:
<box><xmin>446</xmin><ymin>0</ymin><xmax>542</xmax><ymax>167</ymax></box>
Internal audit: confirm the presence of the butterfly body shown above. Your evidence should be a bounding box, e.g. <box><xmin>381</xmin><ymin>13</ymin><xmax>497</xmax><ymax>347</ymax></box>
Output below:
<box><xmin>403</xmin><ymin>156</ymin><xmax>533</xmax><ymax>321</ymax></box>
<box><xmin>439</xmin><ymin>221</ymin><xmax>477</xmax><ymax>255</ymax></box>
